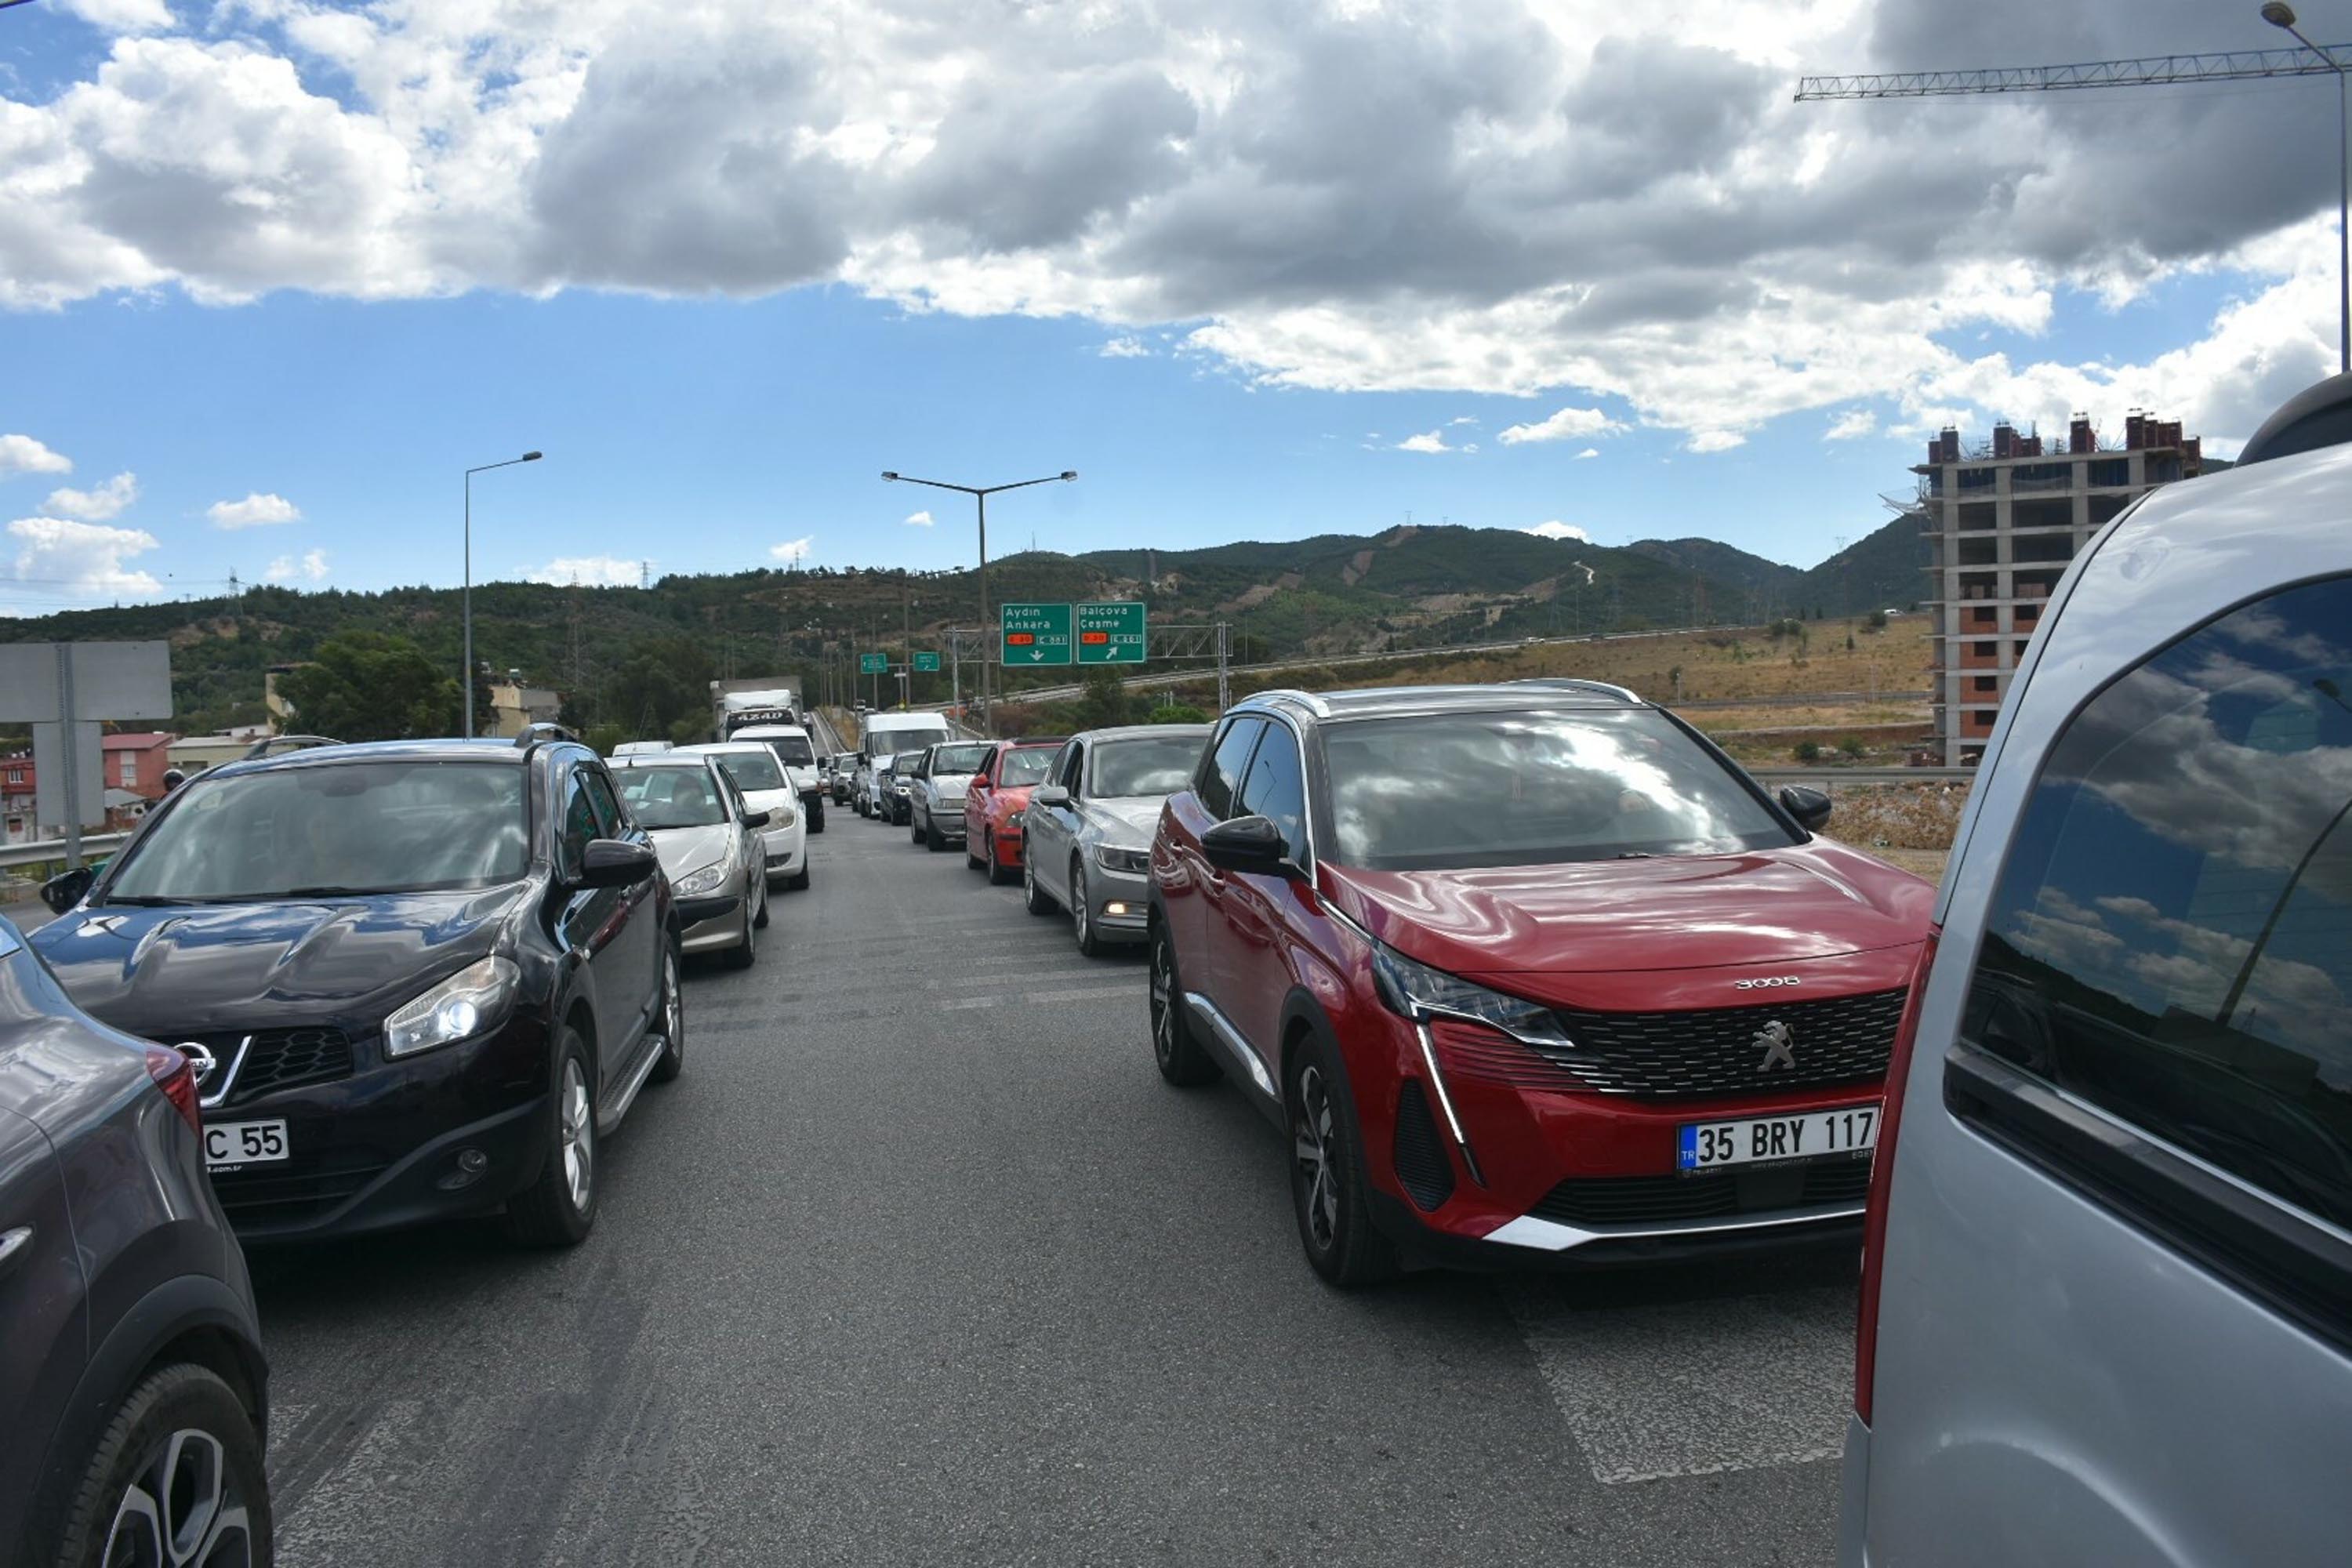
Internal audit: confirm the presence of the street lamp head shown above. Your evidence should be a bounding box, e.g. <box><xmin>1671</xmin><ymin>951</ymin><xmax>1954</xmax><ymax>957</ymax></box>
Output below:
<box><xmin>881</xmin><ymin>471</ymin><xmax>900</xmax><ymax>481</ymax></box>
<box><xmin>2263</xmin><ymin>2</ymin><xmax>2298</xmax><ymax>27</ymax></box>
<box><xmin>521</xmin><ymin>451</ymin><xmax>543</xmax><ymax>462</ymax></box>
<box><xmin>1059</xmin><ymin>470</ymin><xmax>1078</xmax><ymax>481</ymax></box>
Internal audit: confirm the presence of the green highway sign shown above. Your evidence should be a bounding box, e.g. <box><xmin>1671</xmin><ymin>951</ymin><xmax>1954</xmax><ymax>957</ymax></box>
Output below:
<box><xmin>858</xmin><ymin>652</ymin><xmax>887</xmax><ymax>674</ymax></box>
<box><xmin>913</xmin><ymin>650</ymin><xmax>942</xmax><ymax>673</ymax></box>
<box><xmin>1076</xmin><ymin>601</ymin><xmax>1147</xmax><ymax>665</ymax></box>
<box><xmin>1000</xmin><ymin>603</ymin><xmax>1073</xmax><ymax>666</ymax></box>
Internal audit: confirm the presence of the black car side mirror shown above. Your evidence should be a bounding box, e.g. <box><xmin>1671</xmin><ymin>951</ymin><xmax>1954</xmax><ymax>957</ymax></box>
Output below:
<box><xmin>740</xmin><ymin>808</ymin><xmax>771</xmax><ymax>828</ymax></box>
<box><xmin>1201</xmin><ymin>815</ymin><xmax>1298</xmax><ymax>877</ymax></box>
<box><xmin>1779</xmin><ymin>786</ymin><xmax>1834</xmax><ymax>833</ymax></box>
<box><xmin>41</xmin><ymin>866</ymin><xmax>94</xmax><ymax>914</ymax></box>
<box><xmin>576</xmin><ymin>838</ymin><xmax>659</xmax><ymax>889</ymax></box>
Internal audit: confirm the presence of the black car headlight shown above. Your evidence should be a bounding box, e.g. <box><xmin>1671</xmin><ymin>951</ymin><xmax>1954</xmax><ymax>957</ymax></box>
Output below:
<box><xmin>1369</xmin><ymin>942</ymin><xmax>1573</xmax><ymax>1047</ymax></box>
<box><xmin>385</xmin><ymin>956</ymin><xmax>520</xmax><ymax>1058</ymax></box>
<box><xmin>1093</xmin><ymin>844</ymin><xmax>1150</xmax><ymax>875</ymax></box>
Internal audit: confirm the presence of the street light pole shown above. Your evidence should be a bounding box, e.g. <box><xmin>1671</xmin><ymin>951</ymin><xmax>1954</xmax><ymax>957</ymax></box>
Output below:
<box><xmin>881</xmin><ymin>470</ymin><xmax>1077</xmax><ymax>726</ymax></box>
<box><xmin>2266</xmin><ymin>3</ymin><xmax>2352</xmax><ymax>372</ymax></box>
<box><xmin>462</xmin><ymin>451</ymin><xmax>543</xmax><ymax>738</ymax></box>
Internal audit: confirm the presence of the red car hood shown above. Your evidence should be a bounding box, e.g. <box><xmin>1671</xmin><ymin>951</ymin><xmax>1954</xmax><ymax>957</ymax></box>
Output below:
<box><xmin>1316</xmin><ymin>840</ymin><xmax>1932</xmax><ymax>984</ymax></box>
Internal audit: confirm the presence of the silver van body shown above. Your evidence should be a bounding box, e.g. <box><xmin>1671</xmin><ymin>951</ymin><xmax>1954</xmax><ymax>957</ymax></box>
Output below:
<box><xmin>1842</xmin><ymin>440</ymin><xmax>2352</xmax><ymax>1564</ymax></box>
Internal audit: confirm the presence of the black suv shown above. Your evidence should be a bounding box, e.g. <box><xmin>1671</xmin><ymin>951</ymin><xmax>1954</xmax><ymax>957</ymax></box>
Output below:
<box><xmin>3</xmin><ymin>913</ymin><xmax>273</xmax><ymax>1566</ymax></box>
<box><xmin>32</xmin><ymin>734</ymin><xmax>684</xmax><ymax>1248</ymax></box>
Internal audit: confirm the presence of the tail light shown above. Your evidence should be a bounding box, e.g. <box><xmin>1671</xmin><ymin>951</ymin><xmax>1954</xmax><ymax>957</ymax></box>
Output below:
<box><xmin>1855</xmin><ymin>931</ymin><xmax>1937</xmax><ymax>1425</ymax></box>
<box><xmin>145</xmin><ymin>1044</ymin><xmax>202</xmax><ymax>1134</ymax></box>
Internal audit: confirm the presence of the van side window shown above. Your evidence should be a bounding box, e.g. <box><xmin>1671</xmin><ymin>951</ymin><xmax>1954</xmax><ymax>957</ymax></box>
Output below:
<box><xmin>1965</xmin><ymin>574</ymin><xmax>2352</xmax><ymax>1230</ymax></box>
<box><xmin>1197</xmin><ymin>717</ymin><xmax>1265</xmax><ymax>819</ymax></box>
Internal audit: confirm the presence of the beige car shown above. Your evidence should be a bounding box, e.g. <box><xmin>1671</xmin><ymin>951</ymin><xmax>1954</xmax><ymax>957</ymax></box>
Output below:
<box><xmin>610</xmin><ymin>754</ymin><xmax>770</xmax><ymax>969</ymax></box>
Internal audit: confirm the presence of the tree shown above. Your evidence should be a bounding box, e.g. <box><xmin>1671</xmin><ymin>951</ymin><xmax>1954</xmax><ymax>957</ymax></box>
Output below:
<box><xmin>1149</xmin><ymin>703</ymin><xmax>1209</xmax><ymax>724</ymax></box>
<box><xmin>274</xmin><ymin>632</ymin><xmax>462</xmax><ymax>742</ymax></box>
<box><xmin>606</xmin><ymin>637</ymin><xmax>715</xmax><ymax>743</ymax></box>
<box><xmin>1074</xmin><ymin>668</ymin><xmax>1137</xmax><ymax>730</ymax></box>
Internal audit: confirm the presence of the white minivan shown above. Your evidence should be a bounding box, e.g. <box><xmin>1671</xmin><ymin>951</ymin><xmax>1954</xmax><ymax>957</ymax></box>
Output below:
<box><xmin>1843</xmin><ymin>375</ymin><xmax>2352</xmax><ymax>1566</ymax></box>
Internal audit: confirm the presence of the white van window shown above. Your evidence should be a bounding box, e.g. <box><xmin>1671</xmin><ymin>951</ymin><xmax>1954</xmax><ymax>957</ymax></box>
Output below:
<box><xmin>1965</xmin><ymin>575</ymin><xmax>2352</xmax><ymax>1230</ymax></box>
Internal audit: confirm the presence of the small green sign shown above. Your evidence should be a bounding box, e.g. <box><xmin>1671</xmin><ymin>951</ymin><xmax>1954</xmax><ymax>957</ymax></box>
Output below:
<box><xmin>1000</xmin><ymin>603</ymin><xmax>1073</xmax><ymax>666</ymax></box>
<box><xmin>913</xmin><ymin>650</ymin><xmax>942</xmax><ymax>673</ymax></box>
<box><xmin>1076</xmin><ymin>601</ymin><xmax>1147</xmax><ymax>665</ymax></box>
<box><xmin>858</xmin><ymin>652</ymin><xmax>887</xmax><ymax>674</ymax></box>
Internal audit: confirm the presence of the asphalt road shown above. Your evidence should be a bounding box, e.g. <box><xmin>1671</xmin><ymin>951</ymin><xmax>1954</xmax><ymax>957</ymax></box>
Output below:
<box><xmin>253</xmin><ymin>811</ymin><xmax>1855</xmax><ymax>1566</ymax></box>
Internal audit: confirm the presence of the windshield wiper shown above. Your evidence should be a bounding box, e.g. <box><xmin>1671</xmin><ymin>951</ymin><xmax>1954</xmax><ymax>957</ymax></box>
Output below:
<box><xmin>102</xmin><ymin>895</ymin><xmax>200</xmax><ymax>906</ymax></box>
<box><xmin>275</xmin><ymin>885</ymin><xmax>382</xmax><ymax>898</ymax></box>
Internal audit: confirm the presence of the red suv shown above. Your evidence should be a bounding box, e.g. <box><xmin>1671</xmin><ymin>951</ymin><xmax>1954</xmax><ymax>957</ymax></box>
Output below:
<box><xmin>1147</xmin><ymin>682</ymin><xmax>1933</xmax><ymax>1283</ymax></box>
<box><xmin>964</xmin><ymin>737</ymin><xmax>1068</xmax><ymax>884</ymax></box>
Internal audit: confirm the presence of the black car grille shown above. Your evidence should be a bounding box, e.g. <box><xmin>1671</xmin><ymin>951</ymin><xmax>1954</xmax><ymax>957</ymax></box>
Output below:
<box><xmin>1391</xmin><ymin>1081</ymin><xmax>1455</xmax><ymax>1213</ymax></box>
<box><xmin>211</xmin><ymin>1146</ymin><xmax>392</xmax><ymax>1230</ymax></box>
<box><xmin>1526</xmin><ymin>988</ymin><xmax>1907</xmax><ymax>1099</ymax></box>
<box><xmin>1531</xmin><ymin>1160</ymin><xmax>1872</xmax><ymax>1227</ymax></box>
<box><xmin>183</xmin><ymin>1027</ymin><xmax>356</xmax><ymax>1108</ymax></box>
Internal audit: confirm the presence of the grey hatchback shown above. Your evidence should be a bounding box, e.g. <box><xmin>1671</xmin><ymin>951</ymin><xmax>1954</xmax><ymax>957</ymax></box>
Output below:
<box><xmin>1</xmin><ymin>914</ymin><xmax>272</xmax><ymax>1567</ymax></box>
<box><xmin>1843</xmin><ymin>379</ymin><xmax>2352</xmax><ymax>1566</ymax></box>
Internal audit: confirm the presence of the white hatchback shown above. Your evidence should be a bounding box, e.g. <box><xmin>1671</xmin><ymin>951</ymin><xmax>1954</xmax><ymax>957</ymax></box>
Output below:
<box><xmin>680</xmin><ymin>742</ymin><xmax>809</xmax><ymax>891</ymax></box>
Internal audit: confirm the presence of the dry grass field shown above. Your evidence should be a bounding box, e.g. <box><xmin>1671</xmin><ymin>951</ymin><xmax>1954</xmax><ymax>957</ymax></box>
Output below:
<box><xmin>1381</xmin><ymin>615</ymin><xmax>1933</xmax><ymax>706</ymax></box>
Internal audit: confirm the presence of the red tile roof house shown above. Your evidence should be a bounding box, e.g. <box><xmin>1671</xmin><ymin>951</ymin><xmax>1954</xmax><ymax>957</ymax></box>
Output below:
<box><xmin>103</xmin><ymin>731</ymin><xmax>177</xmax><ymax>801</ymax></box>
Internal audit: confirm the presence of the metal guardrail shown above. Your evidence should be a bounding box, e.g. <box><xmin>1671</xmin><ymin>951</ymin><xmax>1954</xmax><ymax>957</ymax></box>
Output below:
<box><xmin>0</xmin><ymin>832</ymin><xmax>129</xmax><ymax>872</ymax></box>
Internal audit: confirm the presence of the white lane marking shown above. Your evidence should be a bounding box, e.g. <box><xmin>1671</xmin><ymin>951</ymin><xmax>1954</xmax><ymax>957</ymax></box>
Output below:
<box><xmin>940</xmin><ymin>984</ymin><xmax>1137</xmax><ymax>1011</ymax></box>
<box><xmin>941</xmin><ymin>996</ymin><xmax>998</xmax><ymax>1011</ymax></box>
<box><xmin>1499</xmin><ymin>1281</ymin><xmax>1853</xmax><ymax>1484</ymax></box>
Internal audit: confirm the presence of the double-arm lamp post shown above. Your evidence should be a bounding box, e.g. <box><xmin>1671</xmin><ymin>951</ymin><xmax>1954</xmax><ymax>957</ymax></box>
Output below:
<box><xmin>880</xmin><ymin>470</ymin><xmax>1077</xmax><ymax>722</ymax></box>
<box><xmin>462</xmin><ymin>451</ymin><xmax>542</xmax><ymax>739</ymax></box>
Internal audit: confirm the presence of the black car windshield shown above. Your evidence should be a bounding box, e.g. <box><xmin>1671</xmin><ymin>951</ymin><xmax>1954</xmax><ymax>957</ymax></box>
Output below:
<box><xmin>1090</xmin><ymin>735</ymin><xmax>1204</xmax><ymax>798</ymax></box>
<box><xmin>105</xmin><ymin>760</ymin><xmax>529</xmax><ymax>900</ymax></box>
<box><xmin>616</xmin><ymin>765</ymin><xmax>728</xmax><ymax>828</ymax></box>
<box><xmin>931</xmin><ymin>743</ymin><xmax>993</xmax><ymax>776</ymax></box>
<box><xmin>757</xmin><ymin>734</ymin><xmax>816</xmax><ymax>766</ymax></box>
<box><xmin>1000</xmin><ymin>749</ymin><xmax>1055</xmax><ymax>787</ymax></box>
<box><xmin>710</xmin><ymin>750</ymin><xmax>786</xmax><ymax>793</ymax></box>
<box><xmin>1322</xmin><ymin>710</ymin><xmax>1792</xmax><ymax>870</ymax></box>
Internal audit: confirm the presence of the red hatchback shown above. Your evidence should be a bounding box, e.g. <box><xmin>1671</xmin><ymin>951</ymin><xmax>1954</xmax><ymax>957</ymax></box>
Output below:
<box><xmin>964</xmin><ymin>737</ymin><xmax>1067</xmax><ymax>885</ymax></box>
<box><xmin>1147</xmin><ymin>682</ymin><xmax>1933</xmax><ymax>1283</ymax></box>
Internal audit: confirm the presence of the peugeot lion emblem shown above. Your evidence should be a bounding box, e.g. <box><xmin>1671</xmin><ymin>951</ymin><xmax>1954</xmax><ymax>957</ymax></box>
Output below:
<box><xmin>1754</xmin><ymin>1019</ymin><xmax>1796</xmax><ymax>1073</ymax></box>
<box><xmin>178</xmin><ymin>1042</ymin><xmax>220</xmax><ymax>1088</ymax></box>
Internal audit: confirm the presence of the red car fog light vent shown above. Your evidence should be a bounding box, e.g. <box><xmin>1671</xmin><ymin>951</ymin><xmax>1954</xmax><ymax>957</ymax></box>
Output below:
<box><xmin>1426</xmin><ymin>1017</ymin><xmax>1595</xmax><ymax>1093</ymax></box>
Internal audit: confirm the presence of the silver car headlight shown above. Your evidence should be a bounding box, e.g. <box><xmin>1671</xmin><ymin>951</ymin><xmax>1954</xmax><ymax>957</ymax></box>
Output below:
<box><xmin>673</xmin><ymin>862</ymin><xmax>728</xmax><ymax>897</ymax></box>
<box><xmin>1093</xmin><ymin>844</ymin><xmax>1150</xmax><ymax>875</ymax></box>
<box><xmin>771</xmin><ymin>802</ymin><xmax>797</xmax><ymax>827</ymax></box>
<box><xmin>1369</xmin><ymin>942</ymin><xmax>1574</xmax><ymax>1046</ymax></box>
<box><xmin>384</xmin><ymin>955</ymin><xmax>520</xmax><ymax>1058</ymax></box>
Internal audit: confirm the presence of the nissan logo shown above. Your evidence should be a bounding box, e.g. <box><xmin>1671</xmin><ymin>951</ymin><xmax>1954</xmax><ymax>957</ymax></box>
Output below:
<box><xmin>1733</xmin><ymin>975</ymin><xmax>1800</xmax><ymax>990</ymax></box>
<box><xmin>177</xmin><ymin>1042</ymin><xmax>219</xmax><ymax>1087</ymax></box>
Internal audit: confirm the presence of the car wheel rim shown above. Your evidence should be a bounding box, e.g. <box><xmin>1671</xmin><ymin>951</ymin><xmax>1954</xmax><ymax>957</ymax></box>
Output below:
<box><xmin>1293</xmin><ymin>1065</ymin><xmax>1338</xmax><ymax>1252</ymax></box>
<box><xmin>1024</xmin><ymin>856</ymin><xmax>1035</xmax><ymax>899</ymax></box>
<box><xmin>663</xmin><ymin>952</ymin><xmax>683</xmax><ymax>1047</ymax></box>
<box><xmin>103</xmin><ymin>1426</ymin><xmax>256</xmax><ymax>1568</ymax></box>
<box><xmin>1150</xmin><ymin>938</ymin><xmax>1174</xmax><ymax>1065</ymax></box>
<box><xmin>561</xmin><ymin>1058</ymin><xmax>593</xmax><ymax>1212</ymax></box>
<box><xmin>1073</xmin><ymin>873</ymin><xmax>1088</xmax><ymax>942</ymax></box>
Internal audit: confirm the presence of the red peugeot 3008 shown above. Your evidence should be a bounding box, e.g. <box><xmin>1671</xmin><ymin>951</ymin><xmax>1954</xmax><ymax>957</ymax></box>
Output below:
<box><xmin>1148</xmin><ymin>681</ymin><xmax>1933</xmax><ymax>1283</ymax></box>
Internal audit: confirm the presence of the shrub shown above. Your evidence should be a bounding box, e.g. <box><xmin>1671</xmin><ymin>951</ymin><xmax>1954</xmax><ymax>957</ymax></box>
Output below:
<box><xmin>1793</xmin><ymin>740</ymin><xmax>1822</xmax><ymax>762</ymax></box>
<box><xmin>1150</xmin><ymin>703</ymin><xmax>1209</xmax><ymax>724</ymax></box>
<box><xmin>1837</xmin><ymin>736</ymin><xmax>1866</xmax><ymax>758</ymax></box>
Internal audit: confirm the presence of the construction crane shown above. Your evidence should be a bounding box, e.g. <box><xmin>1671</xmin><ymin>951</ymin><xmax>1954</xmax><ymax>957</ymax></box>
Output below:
<box><xmin>1798</xmin><ymin>17</ymin><xmax>2352</xmax><ymax>372</ymax></box>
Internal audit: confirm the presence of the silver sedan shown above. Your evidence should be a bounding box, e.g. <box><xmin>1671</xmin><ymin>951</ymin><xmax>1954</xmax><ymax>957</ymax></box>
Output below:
<box><xmin>1020</xmin><ymin>724</ymin><xmax>1212</xmax><ymax>956</ymax></box>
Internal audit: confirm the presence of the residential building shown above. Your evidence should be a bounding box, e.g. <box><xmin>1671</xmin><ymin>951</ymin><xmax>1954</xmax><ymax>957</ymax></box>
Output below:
<box><xmin>487</xmin><ymin>680</ymin><xmax>563</xmax><ymax>739</ymax></box>
<box><xmin>2</xmin><ymin>753</ymin><xmax>33</xmax><ymax>845</ymax></box>
<box><xmin>169</xmin><ymin>728</ymin><xmax>270</xmax><ymax>779</ymax></box>
<box><xmin>1918</xmin><ymin>411</ymin><xmax>2205</xmax><ymax>765</ymax></box>
<box><xmin>101</xmin><ymin>731</ymin><xmax>176</xmax><ymax>801</ymax></box>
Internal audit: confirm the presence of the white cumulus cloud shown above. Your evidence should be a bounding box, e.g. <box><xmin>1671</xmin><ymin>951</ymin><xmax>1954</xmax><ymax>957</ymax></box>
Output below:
<box><xmin>1525</xmin><ymin>521</ymin><xmax>1591</xmax><ymax>542</ymax></box>
<box><xmin>1824</xmin><ymin>408</ymin><xmax>1878</xmax><ymax>441</ymax></box>
<box><xmin>1098</xmin><ymin>336</ymin><xmax>1149</xmax><ymax>358</ymax></box>
<box><xmin>527</xmin><ymin>555</ymin><xmax>641</xmax><ymax>586</ymax></box>
<box><xmin>1574</xmin><ymin>447</ymin><xmax>1599</xmax><ymax>459</ymax></box>
<box><xmin>902</xmin><ymin>510</ymin><xmax>935</xmax><ymax>527</ymax></box>
<box><xmin>1498</xmin><ymin>407</ymin><xmax>1626</xmax><ymax>446</ymax></box>
<box><xmin>207</xmin><ymin>492</ymin><xmax>301</xmax><ymax>528</ymax></box>
<box><xmin>9</xmin><ymin>516</ymin><xmax>162</xmax><ymax>599</ymax></box>
<box><xmin>770</xmin><ymin>536</ymin><xmax>814</xmax><ymax>564</ymax></box>
<box><xmin>43</xmin><ymin>472</ymin><xmax>139</xmax><ymax>521</ymax></box>
<box><xmin>1396</xmin><ymin>430</ymin><xmax>1455</xmax><ymax>454</ymax></box>
<box><xmin>61</xmin><ymin>0</ymin><xmax>176</xmax><ymax>33</ymax></box>
<box><xmin>263</xmin><ymin>548</ymin><xmax>329</xmax><ymax>583</ymax></box>
<box><xmin>1686</xmin><ymin>430</ymin><xmax>1746</xmax><ymax>454</ymax></box>
<box><xmin>0</xmin><ymin>436</ymin><xmax>73</xmax><ymax>477</ymax></box>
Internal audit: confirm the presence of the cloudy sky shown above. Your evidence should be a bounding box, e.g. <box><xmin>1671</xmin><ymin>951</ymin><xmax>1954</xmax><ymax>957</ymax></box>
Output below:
<box><xmin>1</xmin><ymin>0</ymin><xmax>2342</xmax><ymax>612</ymax></box>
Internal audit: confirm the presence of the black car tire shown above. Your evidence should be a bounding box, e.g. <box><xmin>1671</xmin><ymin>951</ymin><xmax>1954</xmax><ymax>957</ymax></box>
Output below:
<box><xmin>651</xmin><ymin>941</ymin><xmax>686</xmax><ymax>1083</ymax></box>
<box><xmin>504</xmin><ymin>1028</ymin><xmax>597</xmax><ymax>1247</ymax></box>
<box><xmin>46</xmin><ymin>1362</ymin><xmax>274</xmax><ymax>1568</ymax></box>
<box><xmin>1022</xmin><ymin>849</ymin><xmax>1057</xmax><ymax>915</ymax></box>
<box><xmin>753</xmin><ymin>879</ymin><xmax>770</xmax><ymax>930</ymax></box>
<box><xmin>965</xmin><ymin>830</ymin><xmax>985</xmax><ymax>871</ymax></box>
<box><xmin>724</xmin><ymin>892</ymin><xmax>757</xmax><ymax>969</ymax></box>
<box><xmin>1287</xmin><ymin>1034</ymin><xmax>1402</xmax><ymax>1287</ymax></box>
<box><xmin>1072</xmin><ymin>860</ymin><xmax>1105</xmax><ymax>957</ymax></box>
<box><xmin>925</xmin><ymin>815</ymin><xmax>946</xmax><ymax>851</ymax></box>
<box><xmin>786</xmin><ymin>859</ymin><xmax>811</xmax><ymax>892</ymax></box>
<box><xmin>909</xmin><ymin>811</ymin><xmax>924</xmax><ymax>846</ymax></box>
<box><xmin>986</xmin><ymin>831</ymin><xmax>1016</xmax><ymax>886</ymax></box>
<box><xmin>808</xmin><ymin>799</ymin><xmax>825</xmax><ymax>833</ymax></box>
<box><xmin>1150</xmin><ymin>922</ymin><xmax>1219</xmax><ymax>1087</ymax></box>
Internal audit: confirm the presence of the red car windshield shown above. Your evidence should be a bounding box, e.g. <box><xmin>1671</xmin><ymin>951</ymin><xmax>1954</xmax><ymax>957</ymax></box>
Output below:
<box><xmin>998</xmin><ymin>748</ymin><xmax>1055</xmax><ymax>787</ymax></box>
<box><xmin>1322</xmin><ymin>709</ymin><xmax>1791</xmax><ymax>870</ymax></box>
